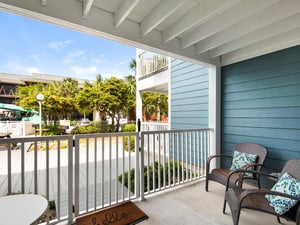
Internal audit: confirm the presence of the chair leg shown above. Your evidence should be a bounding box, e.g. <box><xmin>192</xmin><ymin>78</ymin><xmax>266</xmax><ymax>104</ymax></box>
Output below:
<box><xmin>233</xmin><ymin>210</ymin><xmax>241</xmax><ymax>225</ymax></box>
<box><xmin>223</xmin><ymin>200</ymin><xmax>227</xmax><ymax>214</ymax></box>
<box><xmin>276</xmin><ymin>216</ymin><xmax>281</xmax><ymax>224</ymax></box>
<box><xmin>205</xmin><ymin>178</ymin><xmax>209</xmax><ymax>192</ymax></box>
<box><xmin>257</xmin><ymin>179</ymin><xmax>261</xmax><ymax>189</ymax></box>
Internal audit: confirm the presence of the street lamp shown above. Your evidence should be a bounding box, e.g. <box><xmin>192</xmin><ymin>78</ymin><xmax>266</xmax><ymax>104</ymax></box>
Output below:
<box><xmin>36</xmin><ymin>93</ymin><xmax>44</xmax><ymax>136</ymax></box>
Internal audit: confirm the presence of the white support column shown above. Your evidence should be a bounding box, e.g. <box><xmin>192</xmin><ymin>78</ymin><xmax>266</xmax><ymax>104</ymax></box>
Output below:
<box><xmin>136</xmin><ymin>49</ymin><xmax>143</xmax><ymax>130</ymax></box>
<box><xmin>167</xmin><ymin>57</ymin><xmax>171</xmax><ymax>130</ymax></box>
<box><xmin>136</xmin><ymin>90</ymin><xmax>143</xmax><ymax>128</ymax></box>
<box><xmin>208</xmin><ymin>64</ymin><xmax>221</xmax><ymax>169</ymax></box>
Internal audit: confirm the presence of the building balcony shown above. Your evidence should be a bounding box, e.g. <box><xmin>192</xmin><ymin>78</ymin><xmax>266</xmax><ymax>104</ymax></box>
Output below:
<box><xmin>138</xmin><ymin>51</ymin><xmax>168</xmax><ymax>81</ymax></box>
<box><xmin>136</xmin><ymin>50</ymin><xmax>169</xmax><ymax>94</ymax></box>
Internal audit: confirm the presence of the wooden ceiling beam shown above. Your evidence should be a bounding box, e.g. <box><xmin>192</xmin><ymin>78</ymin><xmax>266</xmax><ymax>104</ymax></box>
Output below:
<box><xmin>181</xmin><ymin>0</ymin><xmax>279</xmax><ymax>49</ymax></box>
<box><xmin>82</xmin><ymin>0</ymin><xmax>94</xmax><ymax>19</ymax></box>
<box><xmin>163</xmin><ymin>0</ymin><xmax>241</xmax><ymax>43</ymax></box>
<box><xmin>114</xmin><ymin>0</ymin><xmax>140</xmax><ymax>28</ymax></box>
<box><xmin>141</xmin><ymin>0</ymin><xmax>186</xmax><ymax>37</ymax></box>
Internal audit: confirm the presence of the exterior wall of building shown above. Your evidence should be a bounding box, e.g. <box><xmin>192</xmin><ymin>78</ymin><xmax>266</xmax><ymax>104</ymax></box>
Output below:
<box><xmin>0</xmin><ymin>72</ymin><xmax>89</xmax><ymax>104</ymax></box>
<box><xmin>170</xmin><ymin>59</ymin><xmax>209</xmax><ymax>129</ymax></box>
<box><xmin>0</xmin><ymin>82</ymin><xmax>18</xmax><ymax>104</ymax></box>
<box><xmin>221</xmin><ymin>45</ymin><xmax>300</xmax><ymax>172</ymax></box>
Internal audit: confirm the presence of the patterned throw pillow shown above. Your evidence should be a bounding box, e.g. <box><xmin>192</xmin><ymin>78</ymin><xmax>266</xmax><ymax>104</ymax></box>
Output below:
<box><xmin>230</xmin><ymin>151</ymin><xmax>257</xmax><ymax>177</ymax></box>
<box><xmin>265</xmin><ymin>172</ymin><xmax>300</xmax><ymax>215</ymax></box>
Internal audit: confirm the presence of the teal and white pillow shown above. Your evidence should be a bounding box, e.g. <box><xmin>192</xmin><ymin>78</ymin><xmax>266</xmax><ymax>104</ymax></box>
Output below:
<box><xmin>230</xmin><ymin>151</ymin><xmax>257</xmax><ymax>177</ymax></box>
<box><xmin>265</xmin><ymin>172</ymin><xmax>300</xmax><ymax>215</ymax></box>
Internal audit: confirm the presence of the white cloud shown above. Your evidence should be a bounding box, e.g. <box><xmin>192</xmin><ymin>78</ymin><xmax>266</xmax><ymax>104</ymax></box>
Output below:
<box><xmin>102</xmin><ymin>69</ymin><xmax>131</xmax><ymax>79</ymax></box>
<box><xmin>70</xmin><ymin>65</ymin><xmax>98</xmax><ymax>78</ymax></box>
<box><xmin>89</xmin><ymin>54</ymin><xmax>106</xmax><ymax>64</ymax></box>
<box><xmin>29</xmin><ymin>54</ymin><xmax>41</xmax><ymax>63</ymax></box>
<box><xmin>7</xmin><ymin>62</ymin><xmax>41</xmax><ymax>75</ymax></box>
<box><xmin>26</xmin><ymin>67</ymin><xmax>41</xmax><ymax>74</ymax></box>
<box><xmin>64</xmin><ymin>50</ymin><xmax>84</xmax><ymax>64</ymax></box>
<box><xmin>48</xmin><ymin>40</ymin><xmax>72</xmax><ymax>50</ymax></box>
<box><xmin>92</xmin><ymin>57</ymin><xmax>106</xmax><ymax>64</ymax></box>
<box><xmin>102</xmin><ymin>72</ymin><xmax>122</xmax><ymax>79</ymax></box>
<box><xmin>119</xmin><ymin>59</ymin><xmax>130</xmax><ymax>65</ymax></box>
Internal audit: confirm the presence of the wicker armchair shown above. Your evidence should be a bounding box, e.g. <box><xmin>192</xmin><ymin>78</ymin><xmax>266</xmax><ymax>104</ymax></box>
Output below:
<box><xmin>205</xmin><ymin>142</ymin><xmax>268</xmax><ymax>191</ymax></box>
<box><xmin>223</xmin><ymin>159</ymin><xmax>300</xmax><ymax>225</ymax></box>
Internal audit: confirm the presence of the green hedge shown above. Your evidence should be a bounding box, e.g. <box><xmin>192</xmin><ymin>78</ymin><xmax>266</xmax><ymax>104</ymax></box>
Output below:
<box><xmin>118</xmin><ymin>160</ymin><xmax>198</xmax><ymax>193</ymax></box>
<box><xmin>71</xmin><ymin>121</ymin><xmax>111</xmax><ymax>134</ymax></box>
<box><xmin>45</xmin><ymin>124</ymin><xmax>61</xmax><ymax>135</ymax></box>
<box><xmin>122</xmin><ymin>124</ymin><xmax>136</xmax><ymax>132</ymax></box>
<box><xmin>123</xmin><ymin>124</ymin><xmax>136</xmax><ymax>151</ymax></box>
<box><xmin>123</xmin><ymin>136</ymin><xmax>136</xmax><ymax>152</ymax></box>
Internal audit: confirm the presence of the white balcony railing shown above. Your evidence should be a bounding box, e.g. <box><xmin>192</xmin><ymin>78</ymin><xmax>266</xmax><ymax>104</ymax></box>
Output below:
<box><xmin>141</xmin><ymin>122</ymin><xmax>169</xmax><ymax>131</ymax></box>
<box><xmin>139</xmin><ymin>52</ymin><xmax>168</xmax><ymax>80</ymax></box>
<box><xmin>0</xmin><ymin>128</ymin><xmax>210</xmax><ymax>224</ymax></box>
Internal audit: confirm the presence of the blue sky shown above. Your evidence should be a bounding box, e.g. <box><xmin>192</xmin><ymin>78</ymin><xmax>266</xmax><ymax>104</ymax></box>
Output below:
<box><xmin>0</xmin><ymin>11</ymin><xmax>136</xmax><ymax>80</ymax></box>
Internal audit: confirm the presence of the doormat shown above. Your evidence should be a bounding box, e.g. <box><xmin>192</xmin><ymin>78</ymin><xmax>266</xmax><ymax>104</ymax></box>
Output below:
<box><xmin>75</xmin><ymin>201</ymin><xmax>149</xmax><ymax>225</ymax></box>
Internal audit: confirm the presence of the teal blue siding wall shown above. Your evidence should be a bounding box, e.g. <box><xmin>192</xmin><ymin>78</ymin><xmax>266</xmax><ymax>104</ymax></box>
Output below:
<box><xmin>221</xmin><ymin>45</ymin><xmax>300</xmax><ymax>172</ymax></box>
<box><xmin>170</xmin><ymin>59</ymin><xmax>209</xmax><ymax>129</ymax></box>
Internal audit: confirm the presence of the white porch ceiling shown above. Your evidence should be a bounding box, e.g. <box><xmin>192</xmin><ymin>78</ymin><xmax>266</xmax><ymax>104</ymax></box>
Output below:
<box><xmin>1</xmin><ymin>0</ymin><xmax>300</xmax><ymax>67</ymax></box>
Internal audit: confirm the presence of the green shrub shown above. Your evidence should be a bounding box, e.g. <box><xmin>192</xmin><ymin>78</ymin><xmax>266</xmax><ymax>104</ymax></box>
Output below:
<box><xmin>71</xmin><ymin>124</ymin><xmax>98</xmax><ymax>134</ymax></box>
<box><xmin>45</xmin><ymin>124</ymin><xmax>61</xmax><ymax>135</ymax></box>
<box><xmin>122</xmin><ymin>124</ymin><xmax>136</xmax><ymax>132</ymax></box>
<box><xmin>105</xmin><ymin>124</ymin><xmax>113</xmax><ymax>133</ymax></box>
<box><xmin>70</xmin><ymin>120</ymin><xmax>77</xmax><ymax>126</ymax></box>
<box><xmin>71</xmin><ymin>120</ymin><xmax>115</xmax><ymax>134</ymax></box>
<box><xmin>124</xmin><ymin>136</ymin><xmax>136</xmax><ymax>152</ymax></box>
<box><xmin>122</xmin><ymin>124</ymin><xmax>137</xmax><ymax>151</ymax></box>
<box><xmin>118</xmin><ymin>160</ymin><xmax>198</xmax><ymax>193</ymax></box>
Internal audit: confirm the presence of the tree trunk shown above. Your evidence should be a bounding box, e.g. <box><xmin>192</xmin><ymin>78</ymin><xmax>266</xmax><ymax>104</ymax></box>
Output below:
<box><xmin>156</xmin><ymin>105</ymin><xmax>161</xmax><ymax>121</ymax></box>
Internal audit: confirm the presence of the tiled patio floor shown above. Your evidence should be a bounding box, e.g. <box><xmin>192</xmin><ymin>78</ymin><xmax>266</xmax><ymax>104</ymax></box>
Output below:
<box><xmin>134</xmin><ymin>180</ymin><xmax>294</xmax><ymax>225</ymax></box>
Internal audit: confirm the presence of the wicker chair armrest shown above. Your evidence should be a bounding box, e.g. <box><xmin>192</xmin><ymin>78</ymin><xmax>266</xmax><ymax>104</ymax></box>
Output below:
<box><xmin>207</xmin><ymin>154</ymin><xmax>232</xmax><ymax>164</ymax></box>
<box><xmin>240</xmin><ymin>189</ymin><xmax>300</xmax><ymax>202</ymax></box>
<box><xmin>240</xmin><ymin>163</ymin><xmax>265</xmax><ymax>170</ymax></box>
<box><xmin>225</xmin><ymin>167</ymin><xmax>271</xmax><ymax>190</ymax></box>
<box><xmin>225</xmin><ymin>170</ymin><xmax>240</xmax><ymax>190</ymax></box>
<box><xmin>206</xmin><ymin>154</ymin><xmax>232</xmax><ymax>174</ymax></box>
<box><xmin>235</xmin><ymin>169</ymin><xmax>277</xmax><ymax>179</ymax></box>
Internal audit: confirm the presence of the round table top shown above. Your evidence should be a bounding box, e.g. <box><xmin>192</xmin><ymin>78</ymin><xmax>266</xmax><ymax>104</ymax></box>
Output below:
<box><xmin>0</xmin><ymin>194</ymin><xmax>48</xmax><ymax>225</ymax></box>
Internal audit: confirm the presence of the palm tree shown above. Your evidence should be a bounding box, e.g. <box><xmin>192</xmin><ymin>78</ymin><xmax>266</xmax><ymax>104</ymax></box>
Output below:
<box><xmin>129</xmin><ymin>59</ymin><xmax>136</xmax><ymax>76</ymax></box>
<box><xmin>125</xmin><ymin>75</ymin><xmax>136</xmax><ymax>95</ymax></box>
<box><xmin>124</xmin><ymin>75</ymin><xmax>136</xmax><ymax>122</ymax></box>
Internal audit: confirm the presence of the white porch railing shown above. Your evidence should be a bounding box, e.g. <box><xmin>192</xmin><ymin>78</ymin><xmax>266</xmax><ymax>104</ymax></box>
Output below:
<box><xmin>0</xmin><ymin>128</ymin><xmax>211</xmax><ymax>224</ymax></box>
<box><xmin>73</xmin><ymin>132</ymin><xmax>140</xmax><ymax>216</ymax></box>
<box><xmin>140</xmin><ymin>129</ymin><xmax>210</xmax><ymax>199</ymax></box>
<box><xmin>0</xmin><ymin>135</ymin><xmax>74</xmax><ymax>224</ymax></box>
<box><xmin>141</xmin><ymin>122</ymin><xmax>169</xmax><ymax>131</ymax></box>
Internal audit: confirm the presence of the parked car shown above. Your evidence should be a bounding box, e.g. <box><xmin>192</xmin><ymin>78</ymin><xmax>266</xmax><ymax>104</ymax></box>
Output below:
<box><xmin>79</xmin><ymin>118</ymin><xmax>90</xmax><ymax>125</ymax></box>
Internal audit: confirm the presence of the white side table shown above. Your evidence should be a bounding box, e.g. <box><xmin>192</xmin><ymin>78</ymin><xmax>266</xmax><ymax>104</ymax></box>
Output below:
<box><xmin>0</xmin><ymin>194</ymin><xmax>48</xmax><ymax>225</ymax></box>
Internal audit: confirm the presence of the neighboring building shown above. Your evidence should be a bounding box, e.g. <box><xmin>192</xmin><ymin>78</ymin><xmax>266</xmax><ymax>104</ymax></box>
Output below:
<box><xmin>0</xmin><ymin>72</ymin><xmax>90</xmax><ymax>104</ymax></box>
<box><xmin>136</xmin><ymin>49</ymin><xmax>209</xmax><ymax>130</ymax></box>
<box><xmin>136</xmin><ymin>49</ymin><xmax>170</xmax><ymax>129</ymax></box>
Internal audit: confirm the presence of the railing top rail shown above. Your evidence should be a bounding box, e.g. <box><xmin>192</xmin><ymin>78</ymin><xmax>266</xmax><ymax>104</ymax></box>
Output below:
<box><xmin>141</xmin><ymin>122</ymin><xmax>168</xmax><ymax>124</ymax></box>
<box><xmin>75</xmin><ymin>132</ymin><xmax>138</xmax><ymax>138</ymax></box>
<box><xmin>0</xmin><ymin>134</ymin><xmax>73</xmax><ymax>143</ymax></box>
<box><xmin>141</xmin><ymin>128</ymin><xmax>212</xmax><ymax>135</ymax></box>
